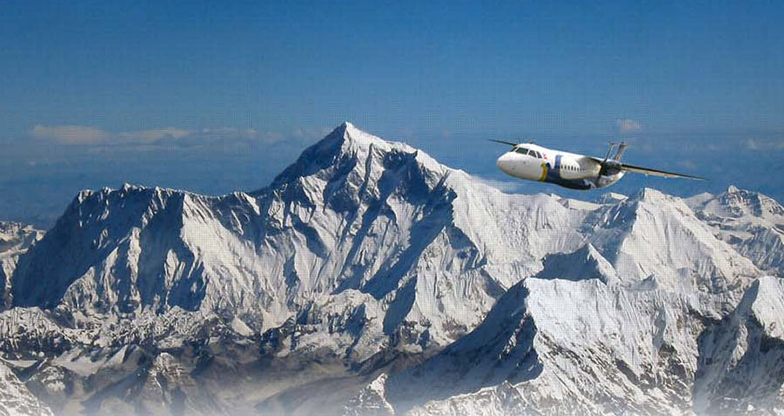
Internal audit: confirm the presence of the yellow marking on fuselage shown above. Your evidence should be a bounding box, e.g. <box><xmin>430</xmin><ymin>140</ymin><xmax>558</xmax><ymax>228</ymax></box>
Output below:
<box><xmin>539</xmin><ymin>162</ymin><xmax>548</xmax><ymax>181</ymax></box>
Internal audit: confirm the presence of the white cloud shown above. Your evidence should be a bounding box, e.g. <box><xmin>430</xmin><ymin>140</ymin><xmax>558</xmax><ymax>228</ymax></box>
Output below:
<box><xmin>30</xmin><ymin>125</ymin><xmax>267</xmax><ymax>146</ymax></box>
<box><xmin>119</xmin><ymin>127</ymin><xmax>192</xmax><ymax>142</ymax></box>
<box><xmin>677</xmin><ymin>159</ymin><xmax>697</xmax><ymax>170</ymax></box>
<box><xmin>745</xmin><ymin>137</ymin><xmax>784</xmax><ymax>151</ymax></box>
<box><xmin>31</xmin><ymin>125</ymin><xmax>194</xmax><ymax>145</ymax></box>
<box><xmin>615</xmin><ymin>119</ymin><xmax>642</xmax><ymax>134</ymax></box>
<box><xmin>196</xmin><ymin>127</ymin><xmax>260</xmax><ymax>140</ymax></box>
<box><xmin>291</xmin><ymin>127</ymin><xmax>332</xmax><ymax>141</ymax></box>
<box><xmin>31</xmin><ymin>125</ymin><xmax>110</xmax><ymax>144</ymax></box>
<box><xmin>260</xmin><ymin>131</ymin><xmax>285</xmax><ymax>143</ymax></box>
<box><xmin>28</xmin><ymin>124</ymin><xmax>339</xmax><ymax>150</ymax></box>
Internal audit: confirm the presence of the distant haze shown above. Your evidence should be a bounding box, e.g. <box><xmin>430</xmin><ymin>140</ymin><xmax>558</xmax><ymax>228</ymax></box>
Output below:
<box><xmin>1</xmin><ymin>1</ymin><xmax>782</xmax><ymax>225</ymax></box>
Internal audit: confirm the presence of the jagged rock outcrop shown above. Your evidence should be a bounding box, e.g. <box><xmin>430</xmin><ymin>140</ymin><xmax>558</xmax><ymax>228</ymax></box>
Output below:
<box><xmin>0</xmin><ymin>222</ymin><xmax>43</xmax><ymax>310</ymax></box>
<box><xmin>0</xmin><ymin>360</ymin><xmax>53</xmax><ymax>416</ymax></box>
<box><xmin>688</xmin><ymin>186</ymin><xmax>784</xmax><ymax>277</ymax></box>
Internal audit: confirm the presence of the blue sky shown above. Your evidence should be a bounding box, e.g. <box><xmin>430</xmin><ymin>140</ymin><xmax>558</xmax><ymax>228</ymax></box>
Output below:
<box><xmin>1</xmin><ymin>1</ymin><xmax>783</xmax><ymax>225</ymax></box>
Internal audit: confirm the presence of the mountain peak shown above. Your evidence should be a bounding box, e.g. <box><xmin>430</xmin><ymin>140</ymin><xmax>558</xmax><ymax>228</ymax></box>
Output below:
<box><xmin>712</xmin><ymin>186</ymin><xmax>784</xmax><ymax>219</ymax></box>
<box><xmin>338</xmin><ymin>120</ymin><xmax>357</xmax><ymax>133</ymax></box>
<box><xmin>597</xmin><ymin>192</ymin><xmax>628</xmax><ymax>204</ymax></box>
<box><xmin>535</xmin><ymin>243</ymin><xmax>618</xmax><ymax>284</ymax></box>
<box><xmin>265</xmin><ymin>122</ymin><xmax>448</xmax><ymax>197</ymax></box>
<box><xmin>328</xmin><ymin>121</ymin><xmax>415</xmax><ymax>155</ymax></box>
<box><xmin>630</xmin><ymin>187</ymin><xmax>668</xmax><ymax>202</ymax></box>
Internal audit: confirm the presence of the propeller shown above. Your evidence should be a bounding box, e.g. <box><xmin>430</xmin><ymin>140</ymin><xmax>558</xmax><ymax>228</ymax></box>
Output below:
<box><xmin>599</xmin><ymin>142</ymin><xmax>623</xmax><ymax>176</ymax></box>
<box><xmin>602</xmin><ymin>142</ymin><xmax>618</xmax><ymax>164</ymax></box>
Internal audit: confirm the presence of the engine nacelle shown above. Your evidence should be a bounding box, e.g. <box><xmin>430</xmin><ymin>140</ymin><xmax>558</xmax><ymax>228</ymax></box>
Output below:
<box><xmin>600</xmin><ymin>159</ymin><xmax>623</xmax><ymax>176</ymax></box>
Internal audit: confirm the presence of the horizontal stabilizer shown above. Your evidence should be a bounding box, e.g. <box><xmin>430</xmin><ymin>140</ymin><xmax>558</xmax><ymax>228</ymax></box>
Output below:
<box><xmin>489</xmin><ymin>139</ymin><xmax>519</xmax><ymax>147</ymax></box>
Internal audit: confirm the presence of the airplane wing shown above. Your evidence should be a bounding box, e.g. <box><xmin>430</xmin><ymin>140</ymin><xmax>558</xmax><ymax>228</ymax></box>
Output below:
<box><xmin>587</xmin><ymin>157</ymin><xmax>706</xmax><ymax>180</ymax></box>
<box><xmin>620</xmin><ymin>163</ymin><xmax>706</xmax><ymax>180</ymax></box>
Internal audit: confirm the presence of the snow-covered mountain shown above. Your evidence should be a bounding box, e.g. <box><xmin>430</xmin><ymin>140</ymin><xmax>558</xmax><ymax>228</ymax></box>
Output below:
<box><xmin>694</xmin><ymin>276</ymin><xmax>784</xmax><ymax>414</ymax></box>
<box><xmin>0</xmin><ymin>360</ymin><xmax>53</xmax><ymax>416</ymax></box>
<box><xmin>1</xmin><ymin>122</ymin><xmax>782</xmax><ymax>415</ymax></box>
<box><xmin>379</xmin><ymin>270</ymin><xmax>730</xmax><ymax>415</ymax></box>
<box><xmin>0</xmin><ymin>222</ymin><xmax>43</xmax><ymax>310</ymax></box>
<box><xmin>688</xmin><ymin>186</ymin><xmax>784</xmax><ymax>277</ymax></box>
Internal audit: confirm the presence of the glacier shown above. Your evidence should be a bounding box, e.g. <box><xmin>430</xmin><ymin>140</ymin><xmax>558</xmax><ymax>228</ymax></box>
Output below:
<box><xmin>0</xmin><ymin>122</ymin><xmax>782</xmax><ymax>415</ymax></box>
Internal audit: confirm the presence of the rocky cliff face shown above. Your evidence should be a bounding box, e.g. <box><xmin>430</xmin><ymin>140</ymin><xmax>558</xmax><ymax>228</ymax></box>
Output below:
<box><xmin>1</xmin><ymin>123</ymin><xmax>782</xmax><ymax>415</ymax></box>
<box><xmin>0</xmin><ymin>222</ymin><xmax>43</xmax><ymax>310</ymax></box>
<box><xmin>688</xmin><ymin>186</ymin><xmax>784</xmax><ymax>277</ymax></box>
<box><xmin>0</xmin><ymin>360</ymin><xmax>53</xmax><ymax>416</ymax></box>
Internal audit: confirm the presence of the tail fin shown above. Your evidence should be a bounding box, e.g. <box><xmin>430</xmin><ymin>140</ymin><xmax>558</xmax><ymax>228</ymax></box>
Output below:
<box><xmin>612</xmin><ymin>142</ymin><xmax>629</xmax><ymax>161</ymax></box>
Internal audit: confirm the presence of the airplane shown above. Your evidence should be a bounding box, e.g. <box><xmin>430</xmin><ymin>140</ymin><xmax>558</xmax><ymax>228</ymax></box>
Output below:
<box><xmin>493</xmin><ymin>140</ymin><xmax>705</xmax><ymax>190</ymax></box>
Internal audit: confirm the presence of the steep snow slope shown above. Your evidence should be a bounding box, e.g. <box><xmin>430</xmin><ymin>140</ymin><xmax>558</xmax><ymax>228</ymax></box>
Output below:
<box><xmin>0</xmin><ymin>360</ymin><xmax>53</xmax><ymax>416</ymax></box>
<box><xmin>1</xmin><ymin>123</ymin><xmax>780</xmax><ymax>415</ymax></box>
<box><xmin>693</xmin><ymin>276</ymin><xmax>784</xmax><ymax>414</ymax></box>
<box><xmin>534</xmin><ymin>243</ymin><xmax>619</xmax><ymax>284</ymax></box>
<box><xmin>0</xmin><ymin>222</ymin><xmax>43</xmax><ymax>310</ymax></box>
<box><xmin>383</xmin><ymin>264</ymin><xmax>726</xmax><ymax>414</ymax></box>
<box><xmin>344</xmin><ymin>374</ymin><xmax>395</xmax><ymax>416</ymax></box>
<box><xmin>586</xmin><ymin>188</ymin><xmax>759</xmax><ymax>294</ymax></box>
<box><xmin>688</xmin><ymin>186</ymin><xmax>784</xmax><ymax>276</ymax></box>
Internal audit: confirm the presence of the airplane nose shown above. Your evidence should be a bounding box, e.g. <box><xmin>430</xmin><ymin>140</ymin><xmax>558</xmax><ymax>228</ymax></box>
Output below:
<box><xmin>496</xmin><ymin>152</ymin><xmax>513</xmax><ymax>174</ymax></box>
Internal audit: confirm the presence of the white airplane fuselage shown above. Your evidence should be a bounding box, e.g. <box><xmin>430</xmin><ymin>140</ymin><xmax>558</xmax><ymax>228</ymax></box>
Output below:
<box><xmin>496</xmin><ymin>143</ymin><xmax>624</xmax><ymax>190</ymax></box>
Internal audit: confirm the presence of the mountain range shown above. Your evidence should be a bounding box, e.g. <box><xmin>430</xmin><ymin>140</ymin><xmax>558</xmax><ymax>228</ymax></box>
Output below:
<box><xmin>1</xmin><ymin>122</ymin><xmax>782</xmax><ymax>415</ymax></box>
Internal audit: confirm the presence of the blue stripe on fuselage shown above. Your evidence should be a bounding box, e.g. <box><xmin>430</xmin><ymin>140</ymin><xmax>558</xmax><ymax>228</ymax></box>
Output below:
<box><xmin>543</xmin><ymin>154</ymin><xmax>593</xmax><ymax>190</ymax></box>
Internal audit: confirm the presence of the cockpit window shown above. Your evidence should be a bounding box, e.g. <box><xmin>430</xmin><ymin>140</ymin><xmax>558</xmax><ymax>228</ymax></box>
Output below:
<box><xmin>514</xmin><ymin>147</ymin><xmax>543</xmax><ymax>158</ymax></box>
